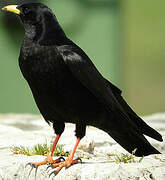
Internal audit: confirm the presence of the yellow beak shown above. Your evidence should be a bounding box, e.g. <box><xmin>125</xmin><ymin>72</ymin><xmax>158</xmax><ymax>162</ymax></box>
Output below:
<box><xmin>2</xmin><ymin>5</ymin><xmax>20</xmax><ymax>15</ymax></box>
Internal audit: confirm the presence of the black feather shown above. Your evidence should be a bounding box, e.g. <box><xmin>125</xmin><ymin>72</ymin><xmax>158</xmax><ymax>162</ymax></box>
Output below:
<box><xmin>106</xmin><ymin>80</ymin><xmax>163</xmax><ymax>142</ymax></box>
<box><xmin>5</xmin><ymin>3</ymin><xmax>162</xmax><ymax>156</ymax></box>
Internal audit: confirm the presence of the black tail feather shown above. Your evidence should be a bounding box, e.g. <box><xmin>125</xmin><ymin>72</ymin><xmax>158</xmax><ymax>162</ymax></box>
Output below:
<box><xmin>129</xmin><ymin>113</ymin><xmax>163</xmax><ymax>142</ymax></box>
<box><xmin>107</xmin><ymin>130</ymin><xmax>161</xmax><ymax>157</ymax></box>
<box><xmin>104</xmin><ymin>80</ymin><xmax>162</xmax><ymax>156</ymax></box>
<box><xmin>113</xmin><ymin>92</ymin><xmax>163</xmax><ymax>142</ymax></box>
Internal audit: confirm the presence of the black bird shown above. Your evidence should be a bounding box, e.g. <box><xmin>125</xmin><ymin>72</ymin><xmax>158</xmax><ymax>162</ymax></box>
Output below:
<box><xmin>2</xmin><ymin>3</ymin><xmax>163</xmax><ymax>175</ymax></box>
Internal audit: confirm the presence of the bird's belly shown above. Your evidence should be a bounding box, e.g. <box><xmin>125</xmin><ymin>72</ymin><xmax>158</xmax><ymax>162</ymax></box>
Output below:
<box><xmin>19</xmin><ymin>57</ymin><xmax>105</xmax><ymax>124</ymax></box>
<box><xmin>29</xmin><ymin>73</ymin><xmax>104</xmax><ymax>124</ymax></box>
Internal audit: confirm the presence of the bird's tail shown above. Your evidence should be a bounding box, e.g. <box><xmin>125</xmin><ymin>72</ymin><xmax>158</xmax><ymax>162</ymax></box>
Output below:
<box><xmin>102</xmin><ymin>80</ymin><xmax>162</xmax><ymax>156</ymax></box>
<box><xmin>106</xmin><ymin>80</ymin><xmax>163</xmax><ymax>142</ymax></box>
<box><xmin>128</xmin><ymin>113</ymin><xmax>163</xmax><ymax>142</ymax></box>
<box><xmin>104</xmin><ymin>129</ymin><xmax>161</xmax><ymax>157</ymax></box>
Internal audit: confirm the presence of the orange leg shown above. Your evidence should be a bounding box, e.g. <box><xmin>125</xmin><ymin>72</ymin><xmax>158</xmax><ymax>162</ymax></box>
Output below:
<box><xmin>26</xmin><ymin>135</ymin><xmax>63</xmax><ymax>168</ymax></box>
<box><xmin>49</xmin><ymin>138</ymin><xmax>81</xmax><ymax>176</ymax></box>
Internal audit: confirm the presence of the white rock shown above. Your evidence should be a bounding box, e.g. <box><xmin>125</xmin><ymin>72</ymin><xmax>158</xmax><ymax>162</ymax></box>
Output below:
<box><xmin>0</xmin><ymin>113</ymin><xmax>165</xmax><ymax>180</ymax></box>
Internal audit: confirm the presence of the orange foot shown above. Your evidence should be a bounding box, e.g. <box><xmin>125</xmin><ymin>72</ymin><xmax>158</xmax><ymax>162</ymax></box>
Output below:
<box><xmin>25</xmin><ymin>154</ymin><xmax>65</xmax><ymax>177</ymax></box>
<box><xmin>48</xmin><ymin>156</ymin><xmax>82</xmax><ymax>176</ymax></box>
<box><xmin>26</xmin><ymin>154</ymin><xmax>65</xmax><ymax>168</ymax></box>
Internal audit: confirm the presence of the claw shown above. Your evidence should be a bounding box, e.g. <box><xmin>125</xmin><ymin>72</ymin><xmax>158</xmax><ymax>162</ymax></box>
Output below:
<box><xmin>59</xmin><ymin>156</ymin><xmax>65</xmax><ymax>162</ymax></box>
<box><xmin>46</xmin><ymin>161</ymin><xmax>50</xmax><ymax>165</ymax></box>
<box><xmin>46</xmin><ymin>164</ymin><xmax>55</xmax><ymax>174</ymax></box>
<box><xmin>46</xmin><ymin>157</ymin><xmax>65</xmax><ymax>170</ymax></box>
<box><xmin>46</xmin><ymin>164</ymin><xmax>52</xmax><ymax>171</ymax></box>
<box><xmin>69</xmin><ymin>157</ymin><xmax>82</xmax><ymax>166</ymax></box>
<box><xmin>28</xmin><ymin>167</ymin><xmax>33</xmax><ymax>177</ymax></box>
<box><xmin>35</xmin><ymin>167</ymin><xmax>38</xmax><ymax>179</ymax></box>
<box><xmin>25</xmin><ymin>163</ymin><xmax>35</xmax><ymax>177</ymax></box>
<box><xmin>46</xmin><ymin>156</ymin><xmax>66</xmax><ymax>174</ymax></box>
<box><xmin>25</xmin><ymin>162</ymin><xmax>35</xmax><ymax>168</ymax></box>
<box><xmin>75</xmin><ymin>157</ymin><xmax>82</xmax><ymax>163</ymax></box>
<box><xmin>25</xmin><ymin>162</ymin><xmax>38</xmax><ymax>178</ymax></box>
<box><xmin>49</xmin><ymin>170</ymin><xmax>57</xmax><ymax>177</ymax></box>
<box><xmin>25</xmin><ymin>162</ymin><xmax>35</xmax><ymax>177</ymax></box>
<box><xmin>47</xmin><ymin>168</ymin><xmax>52</xmax><ymax>174</ymax></box>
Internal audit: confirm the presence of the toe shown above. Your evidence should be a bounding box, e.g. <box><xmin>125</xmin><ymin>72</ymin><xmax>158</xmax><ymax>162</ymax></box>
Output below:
<box><xmin>25</xmin><ymin>162</ymin><xmax>35</xmax><ymax>168</ymax></box>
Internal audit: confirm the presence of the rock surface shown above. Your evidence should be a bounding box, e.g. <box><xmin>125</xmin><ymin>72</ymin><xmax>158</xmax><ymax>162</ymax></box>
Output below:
<box><xmin>0</xmin><ymin>113</ymin><xmax>165</xmax><ymax>180</ymax></box>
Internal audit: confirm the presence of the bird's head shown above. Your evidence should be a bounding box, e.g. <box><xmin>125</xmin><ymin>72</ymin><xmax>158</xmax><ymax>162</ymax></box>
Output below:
<box><xmin>2</xmin><ymin>3</ymin><xmax>50</xmax><ymax>27</ymax></box>
<box><xmin>2</xmin><ymin>3</ymin><xmax>66</xmax><ymax>45</ymax></box>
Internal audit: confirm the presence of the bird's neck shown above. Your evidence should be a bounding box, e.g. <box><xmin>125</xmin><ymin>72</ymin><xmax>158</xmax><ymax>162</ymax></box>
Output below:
<box><xmin>24</xmin><ymin>17</ymin><xmax>67</xmax><ymax>46</ymax></box>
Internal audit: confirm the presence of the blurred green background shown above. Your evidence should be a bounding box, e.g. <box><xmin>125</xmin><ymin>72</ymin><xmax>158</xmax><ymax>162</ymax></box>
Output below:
<box><xmin>0</xmin><ymin>0</ymin><xmax>165</xmax><ymax>115</ymax></box>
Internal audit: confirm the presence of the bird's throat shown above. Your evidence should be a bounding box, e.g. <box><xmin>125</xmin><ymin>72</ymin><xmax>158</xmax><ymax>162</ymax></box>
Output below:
<box><xmin>24</xmin><ymin>24</ymin><xmax>37</xmax><ymax>40</ymax></box>
<box><xmin>24</xmin><ymin>18</ymin><xmax>66</xmax><ymax>46</ymax></box>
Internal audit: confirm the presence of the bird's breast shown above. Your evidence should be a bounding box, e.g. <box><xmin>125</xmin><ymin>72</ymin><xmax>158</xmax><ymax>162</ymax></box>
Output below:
<box><xmin>19</xmin><ymin>45</ymin><xmax>62</xmax><ymax>85</ymax></box>
<box><xmin>18</xmin><ymin>43</ymin><xmax>104</xmax><ymax>123</ymax></box>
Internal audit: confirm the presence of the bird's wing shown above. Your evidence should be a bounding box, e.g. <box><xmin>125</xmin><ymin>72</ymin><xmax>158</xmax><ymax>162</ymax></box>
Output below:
<box><xmin>57</xmin><ymin>45</ymin><xmax>162</xmax><ymax>156</ymax></box>
<box><xmin>104</xmin><ymin>78</ymin><xmax>122</xmax><ymax>95</ymax></box>
<box><xmin>105</xmin><ymin>79</ymin><xmax>163</xmax><ymax>141</ymax></box>
<box><xmin>57</xmin><ymin>45</ymin><xmax>125</xmax><ymax>114</ymax></box>
<box><xmin>57</xmin><ymin>45</ymin><xmax>142</xmax><ymax>132</ymax></box>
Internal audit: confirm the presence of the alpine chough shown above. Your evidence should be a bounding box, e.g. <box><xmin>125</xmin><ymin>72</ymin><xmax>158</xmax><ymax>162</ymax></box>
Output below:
<box><xmin>2</xmin><ymin>3</ymin><xmax>163</xmax><ymax>175</ymax></box>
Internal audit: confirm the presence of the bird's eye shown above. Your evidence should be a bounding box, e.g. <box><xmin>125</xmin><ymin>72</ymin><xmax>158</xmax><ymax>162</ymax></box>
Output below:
<box><xmin>23</xmin><ymin>7</ymin><xmax>30</xmax><ymax>14</ymax></box>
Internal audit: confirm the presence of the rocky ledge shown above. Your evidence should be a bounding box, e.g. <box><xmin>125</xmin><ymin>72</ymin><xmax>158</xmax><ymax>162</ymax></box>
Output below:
<box><xmin>0</xmin><ymin>113</ymin><xmax>165</xmax><ymax>180</ymax></box>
